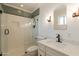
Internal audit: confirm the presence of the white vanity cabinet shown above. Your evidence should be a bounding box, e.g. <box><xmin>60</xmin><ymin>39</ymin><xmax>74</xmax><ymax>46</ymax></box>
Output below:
<box><xmin>38</xmin><ymin>39</ymin><xmax>79</xmax><ymax>56</ymax></box>
<box><xmin>46</xmin><ymin>46</ymin><xmax>67</xmax><ymax>56</ymax></box>
<box><xmin>38</xmin><ymin>49</ymin><xmax>45</xmax><ymax>56</ymax></box>
<box><xmin>38</xmin><ymin>43</ymin><xmax>67</xmax><ymax>56</ymax></box>
<box><xmin>38</xmin><ymin>43</ymin><xmax>46</xmax><ymax>56</ymax></box>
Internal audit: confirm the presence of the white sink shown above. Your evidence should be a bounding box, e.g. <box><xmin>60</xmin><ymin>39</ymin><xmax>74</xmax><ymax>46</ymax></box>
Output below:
<box><xmin>38</xmin><ymin>39</ymin><xmax>79</xmax><ymax>55</ymax></box>
<box><xmin>45</xmin><ymin>39</ymin><xmax>66</xmax><ymax>47</ymax></box>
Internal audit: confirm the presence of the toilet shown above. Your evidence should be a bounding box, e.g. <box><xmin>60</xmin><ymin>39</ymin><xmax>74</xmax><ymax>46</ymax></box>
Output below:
<box><xmin>25</xmin><ymin>36</ymin><xmax>45</xmax><ymax>56</ymax></box>
<box><xmin>26</xmin><ymin>46</ymin><xmax>38</xmax><ymax>56</ymax></box>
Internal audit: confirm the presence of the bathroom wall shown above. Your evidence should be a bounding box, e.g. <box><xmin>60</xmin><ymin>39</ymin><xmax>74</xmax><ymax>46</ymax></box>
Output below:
<box><xmin>31</xmin><ymin>8</ymin><xmax>39</xmax><ymax>18</ymax></box>
<box><xmin>32</xmin><ymin>15</ymin><xmax>39</xmax><ymax>44</ymax></box>
<box><xmin>38</xmin><ymin>3</ymin><xmax>79</xmax><ymax>44</ymax></box>
<box><xmin>33</xmin><ymin>15</ymin><xmax>39</xmax><ymax>37</ymax></box>
<box><xmin>38</xmin><ymin>3</ymin><xmax>63</xmax><ymax>38</ymax></box>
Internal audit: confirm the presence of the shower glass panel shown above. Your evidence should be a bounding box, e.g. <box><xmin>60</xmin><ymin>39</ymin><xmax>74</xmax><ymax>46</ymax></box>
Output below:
<box><xmin>0</xmin><ymin>13</ymin><xmax>33</xmax><ymax>56</ymax></box>
<box><xmin>0</xmin><ymin>12</ymin><xmax>1</xmax><ymax>55</ymax></box>
<box><xmin>0</xmin><ymin>11</ymin><xmax>8</xmax><ymax>56</ymax></box>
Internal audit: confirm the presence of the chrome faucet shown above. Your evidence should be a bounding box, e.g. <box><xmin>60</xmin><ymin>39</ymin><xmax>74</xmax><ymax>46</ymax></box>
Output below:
<box><xmin>56</xmin><ymin>34</ymin><xmax>62</xmax><ymax>43</ymax></box>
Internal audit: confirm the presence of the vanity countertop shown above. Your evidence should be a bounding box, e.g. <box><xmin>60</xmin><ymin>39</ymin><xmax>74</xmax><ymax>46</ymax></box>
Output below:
<box><xmin>38</xmin><ymin>39</ymin><xmax>79</xmax><ymax>56</ymax></box>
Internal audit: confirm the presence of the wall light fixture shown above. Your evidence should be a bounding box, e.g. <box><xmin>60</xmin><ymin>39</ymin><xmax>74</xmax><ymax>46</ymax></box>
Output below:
<box><xmin>72</xmin><ymin>8</ymin><xmax>79</xmax><ymax>17</ymax></box>
<box><xmin>47</xmin><ymin>16</ymin><xmax>51</xmax><ymax>22</ymax></box>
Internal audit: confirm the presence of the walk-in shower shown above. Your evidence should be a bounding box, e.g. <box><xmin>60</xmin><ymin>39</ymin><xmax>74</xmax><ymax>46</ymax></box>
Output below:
<box><xmin>0</xmin><ymin>4</ymin><xmax>36</xmax><ymax>56</ymax></box>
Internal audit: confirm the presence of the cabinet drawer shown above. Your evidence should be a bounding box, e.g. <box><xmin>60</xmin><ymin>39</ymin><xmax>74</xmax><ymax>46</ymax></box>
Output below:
<box><xmin>46</xmin><ymin>47</ymin><xmax>67</xmax><ymax>56</ymax></box>
<box><xmin>38</xmin><ymin>43</ymin><xmax>46</xmax><ymax>52</ymax></box>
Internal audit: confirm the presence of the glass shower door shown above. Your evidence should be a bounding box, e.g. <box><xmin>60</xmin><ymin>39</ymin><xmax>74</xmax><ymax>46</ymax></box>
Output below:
<box><xmin>0</xmin><ymin>13</ymin><xmax>33</xmax><ymax>56</ymax></box>
<box><xmin>4</xmin><ymin>14</ymin><xmax>25</xmax><ymax>56</ymax></box>
<box><xmin>1</xmin><ymin>13</ymin><xmax>8</xmax><ymax>56</ymax></box>
<box><xmin>1</xmin><ymin>13</ymin><xmax>25</xmax><ymax>56</ymax></box>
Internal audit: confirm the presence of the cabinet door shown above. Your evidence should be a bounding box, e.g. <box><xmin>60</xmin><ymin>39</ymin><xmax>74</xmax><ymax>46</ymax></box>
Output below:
<box><xmin>46</xmin><ymin>47</ymin><xmax>67</xmax><ymax>56</ymax></box>
<box><xmin>38</xmin><ymin>43</ymin><xmax>46</xmax><ymax>52</ymax></box>
<box><xmin>38</xmin><ymin>49</ymin><xmax>45</xmax><ymax>56</ymax></box>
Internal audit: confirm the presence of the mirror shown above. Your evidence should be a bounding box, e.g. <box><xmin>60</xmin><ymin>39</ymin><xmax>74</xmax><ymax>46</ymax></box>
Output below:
<box><xmin>54</xmin><ymin>5</ymin><xmax>67</xmax><ymax>30</ymax></box>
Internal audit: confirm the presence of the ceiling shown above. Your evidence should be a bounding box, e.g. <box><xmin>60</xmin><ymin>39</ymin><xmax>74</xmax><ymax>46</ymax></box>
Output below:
<box><xmin>4</xmin><ymin>3</ymin><xmax>41</xmax><ymax>13</ymax></box>
<box><xmin>3</xmin><ymin>3</ymin><xmax>64</xmax><ymax>13</ymax></box>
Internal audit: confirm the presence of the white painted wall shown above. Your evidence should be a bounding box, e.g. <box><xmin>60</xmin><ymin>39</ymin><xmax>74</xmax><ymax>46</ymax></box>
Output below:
<box><xmin>38</xmin><ymin>3</ymin><xmax>62</xmax><ymax>38</ymax></box>
<box><xmin>38</xmin><ymin>3</ymin><xmax>79</xmax><ymax>44</ymax></box>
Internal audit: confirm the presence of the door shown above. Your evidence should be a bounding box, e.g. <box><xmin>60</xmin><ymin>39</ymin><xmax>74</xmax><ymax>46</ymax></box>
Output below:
<box><xmin>1</xmin><ymin>13</ymin><xmax>33</xmax><ymax>56</ymax></box>
<box><xmin>6</xmin><ymin>14</ymin><xmax>26</xmax><ymax>56</ymax></box>
<box><xmin>1</xmin><ymin>13</ymin><xmax>8</xmax><ymax>55</ymax></box>
<box><xmin>1</xmin><ymin>13</ymin><xmax>31</xmax><ymax>56</ymax></box>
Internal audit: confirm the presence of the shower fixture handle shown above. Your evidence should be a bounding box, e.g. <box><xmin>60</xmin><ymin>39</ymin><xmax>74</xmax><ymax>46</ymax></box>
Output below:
<box><xmin>4</xmin><ymin>29</ymin><xmax>9</xmax><ymax>35</ymax></box>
